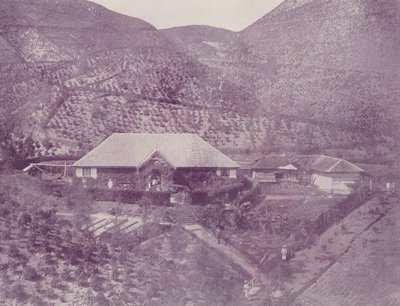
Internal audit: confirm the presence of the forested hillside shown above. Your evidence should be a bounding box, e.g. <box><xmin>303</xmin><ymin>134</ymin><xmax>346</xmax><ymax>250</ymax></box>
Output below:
<box><xmin>0</xmin><ymin>0</ymin><xmax>399</xmax><ymax>163</ymax></box>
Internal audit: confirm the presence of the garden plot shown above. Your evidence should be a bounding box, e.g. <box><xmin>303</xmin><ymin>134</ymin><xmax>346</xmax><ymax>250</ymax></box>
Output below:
<box><xmin>54</xmin><ymin>210</ymin><xmax>147</xmax><ymax>239</ymax></box>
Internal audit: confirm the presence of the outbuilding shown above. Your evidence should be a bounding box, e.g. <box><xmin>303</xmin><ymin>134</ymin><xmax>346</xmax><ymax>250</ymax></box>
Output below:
<box><xmin>251</xmin><ymin>155</ymin><xmax>298</xmax><ymax>183</ymax></box>
<box><xmin>296</xmin><ymin>155</ymin><xmax>366</xmax><ymax>195</ymax></box>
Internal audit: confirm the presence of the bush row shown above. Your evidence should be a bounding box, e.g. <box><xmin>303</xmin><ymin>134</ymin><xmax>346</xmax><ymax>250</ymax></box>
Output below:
<box><xmin>41</xmin><ymin>181</ymin><xmax>171</xmax><ymax>206</ymax></box>
<box><xmin>190</xmin><ymin>182</ymin><xmax>245</xmax><ymax>205</ymax></box>
<box><xmin>307</xmin><ymin>186</ymin><xmax>372</xmax><ymax>236</ymax></box>
<box><xmin>87</xmin><ymin>188</ymin><xmax>171</xmax><ymax>206</ymax></box>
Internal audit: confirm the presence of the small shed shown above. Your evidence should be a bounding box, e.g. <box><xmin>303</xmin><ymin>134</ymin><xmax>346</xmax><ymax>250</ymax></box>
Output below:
<box><xmin>251</xmin><ymin>155</ymin><xmax>298</xmax><ymax>183</ymax></box>
<box><xmin>23</xmin><ymin>161</ymin><xmax>74</xmax><ymax>179</ymax></box>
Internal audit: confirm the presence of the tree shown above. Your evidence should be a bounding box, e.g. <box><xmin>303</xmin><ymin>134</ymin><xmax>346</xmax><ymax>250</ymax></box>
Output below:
<box><xmin>66</xmin><ymin>186</ymin><xmax>93</xmax><ymax>230</ymax></box>
<box><xmin>0</xmin><ymin>127</ymin><xmax>36</xmax><ymax>169</ymax></box>
<box><xmin>23</xmin><ymin>265</ymin><xmax>41</xmax><ymax>281</ymax></box>
<box><xmin>10</xmin><ymin>283</ymin><xmax>30</xmax><ymax>303</ymax></box>
<box><xmin>274</xmin><ymin>118</ymin><xmax>283</xmax><ymax>131</ymax></box>
<box><xmin>263</xmin><ymin>132</ymin><xmax>277</xmax><ymax>154</ymax></box>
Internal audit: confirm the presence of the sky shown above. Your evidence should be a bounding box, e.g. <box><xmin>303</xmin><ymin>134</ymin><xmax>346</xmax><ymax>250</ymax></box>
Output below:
<box><xmin>90</xmin><ymin>0</ymin><xmax>285</xmax><ymax>31</ymax></box>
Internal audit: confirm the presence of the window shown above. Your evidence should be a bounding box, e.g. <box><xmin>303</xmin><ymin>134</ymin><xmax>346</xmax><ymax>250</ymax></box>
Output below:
<box><xmin>220</xmin><ymin>169</ymin><xmax>229</xmax><ymax>177</ymax></box>
<box><xmin>83</xmin><ymin>168</ymin><xmax>92</xmax><ymax>178</ymax></box>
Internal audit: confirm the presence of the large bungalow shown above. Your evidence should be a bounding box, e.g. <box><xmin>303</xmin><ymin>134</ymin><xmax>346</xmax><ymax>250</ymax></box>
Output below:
<box><xmin>72</xmin><ymin>133</ymin><xmax>239</xmax><ymax>191</ymax></box>
<box><xmin>295</xmin><ymin>155</ymin><xmax>366</xmax><ymax>195</ymax></box>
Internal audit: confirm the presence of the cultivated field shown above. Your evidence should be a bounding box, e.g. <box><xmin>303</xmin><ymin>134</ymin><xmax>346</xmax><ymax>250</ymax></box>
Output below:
<box><xmin>0</xmin><ymin>174</ymin><xmax>248</xmax><ymax>306</ymax></box>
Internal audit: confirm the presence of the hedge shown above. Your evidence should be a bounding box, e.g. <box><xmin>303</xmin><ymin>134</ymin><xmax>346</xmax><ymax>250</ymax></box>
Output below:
<box><xmin>305</xmin><ymin>186</ymin><xmax>372</xmax><ymax>236</ymax></box>
<box><xmin>87</xmin><ymin>188</ymin><xmax>171</xmax><ymax>206</ymax></box>
<box><xmin>190</xmin><ymin>182</ymin><xmax>245</xmax><ymax>205</ymax></box>
<box><xmin>41</xmin><ymin>181</ymin><xmax>171</xmax><ymax>206</ymax></box>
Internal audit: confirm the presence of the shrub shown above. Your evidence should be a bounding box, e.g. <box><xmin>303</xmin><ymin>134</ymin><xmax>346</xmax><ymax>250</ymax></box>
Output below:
<box><xmin>96</xmin><ymin>292</ymin><xmax>110</xmax><ymax>306</ymax></box>
<box><xmin>90</xmin><ymin>276</ymin><xmax>104</xmax><ymax>292</ymax></box>
<box><xmin>7</xmin><ymin>244</ymin><xmax>20</xmax><ymax>259</ymax></box>
<box><xmin>87</xmin><ymin>188</ymin><xmax>171</xmax><ymax>206</ymax></box>
<box><xmin>61</xmin><ymin>267</ymin><xmax>74</xmax><ymax>282</ymax></box>
<box><xmin>2</xmin><ymin>227</ymin><xmax>11</xmax><ymax>240</ymax></box>
<box><xmin>29</xmin><ymin>295</ymin><xmax>46</xmax><ymax>306</ymax></box>
<box><xmin>10</xmin><ymin>283</ymin><xmax>30</xmax><ymax>303</ymax></box>
<box><xmin>23</xmin><ymin>265</ymin><xmax>41</xmax><ymax>281</ymax></box>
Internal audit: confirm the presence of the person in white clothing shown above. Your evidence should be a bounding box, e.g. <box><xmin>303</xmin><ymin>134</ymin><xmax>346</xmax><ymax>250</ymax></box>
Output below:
<box><xmin>108</xmin><ymin>178</ymin><xmax>113</xmax><ymax>189</ymax></box>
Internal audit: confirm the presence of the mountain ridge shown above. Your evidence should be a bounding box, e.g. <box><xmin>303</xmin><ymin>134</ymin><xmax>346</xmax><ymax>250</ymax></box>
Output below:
<box><xmin>0</xmin><ymin>0</ymin><xmax>398</xmax><ymax>164</ymax></box>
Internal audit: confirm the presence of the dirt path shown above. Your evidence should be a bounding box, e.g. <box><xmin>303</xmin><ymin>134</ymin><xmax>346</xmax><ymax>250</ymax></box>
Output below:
<box><xmin>184</xmin><ymin>224</ymin><xmax>274</xmax><ymax>305</ymax></box>
<box><xmin>264</xmin><ymin>194</ymin><xmax>306</xmax><ymax>200</ymax></box>
<box><xmin>184</xmin><ymin>224</ymin><xmax>266</xmax><ymax>282</ymax></box>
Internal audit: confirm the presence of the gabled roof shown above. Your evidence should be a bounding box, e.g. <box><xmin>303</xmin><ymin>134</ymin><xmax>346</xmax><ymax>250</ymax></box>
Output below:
<box><xmin>278</xmin><ymin>164</ymin><xmax>298</xmax><ymax>171</ymax></box>
<box><xmin>235</xmin><ymin>161</ymin><xmax>254</xmax><ymax>170</ymax></box>
<box><xmin>73</xmin><ymin>133</ymin><xmax>239</xmax><ymax>169</ymax></box>
<box><xmin>252</xmin><ymin>155</ymin><xmax>295</xmax><ymax>170</ymax></box>
<box><xmin>296</xmin><ymin>155</ymin><xmax>364</xmax><ymax>173</ymax></box>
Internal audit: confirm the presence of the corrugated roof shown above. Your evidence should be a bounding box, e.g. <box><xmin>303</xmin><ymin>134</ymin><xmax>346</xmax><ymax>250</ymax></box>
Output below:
<box><xmin>235</xmin><ymin>161</ymin><xmax>254</xmax><ymax>170</ymax></box>
<box><xmin>296</xmin><ymin>155</ymin><xmax>364</xmax><ymax>173</ymax></box>
<box><xmin>253</xmin><ymin>155</ymin><xmax>292</xmax><ymax>169</ymax></box>
<box><xmin>73</xmin><ymin>133</ymin><xmax>239</xmax><ymax>169</ymax></box>
<box><xmin>329</xmin><ymin>159</ymin><xmax>365</xmax><ymax>173</ymax></box>
<box><xmin>253</xmin><ymin>173</ymin><xmax>277</xmax><ymax>183</ymax></box>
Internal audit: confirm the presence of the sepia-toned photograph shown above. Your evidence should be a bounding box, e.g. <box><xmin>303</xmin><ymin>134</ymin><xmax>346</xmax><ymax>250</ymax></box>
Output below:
<box><xmin>0</xmin><ymin>0</ymin><xmax>399</xmax><ymax>305</ymax></box>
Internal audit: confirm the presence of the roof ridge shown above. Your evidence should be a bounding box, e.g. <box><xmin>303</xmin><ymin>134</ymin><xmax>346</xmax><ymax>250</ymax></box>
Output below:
<box><xmin>327</xmin><ymin>159</ymin><xmax>342</xmax><ymax>172</ymax></box>
<box><xmin>136</xmin><ymin>149</ymin><xmax>158</xmax><ymax>169</ymax></box>
<box><xmin>112</xmin><ymin>132</ymin><xmax>197</xmax><ymax>136</ymax></box>
<box><xmin>341</xmin><ymin>159</ymin><xmax>365</xmax><ymax>172</ymax></box>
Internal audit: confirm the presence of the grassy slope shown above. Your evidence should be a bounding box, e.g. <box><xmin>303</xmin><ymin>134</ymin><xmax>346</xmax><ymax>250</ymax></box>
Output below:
<box><xmin>294</xmin><ymin>197</ymin><xmax>400</xmax><ymax>305</ymax></box>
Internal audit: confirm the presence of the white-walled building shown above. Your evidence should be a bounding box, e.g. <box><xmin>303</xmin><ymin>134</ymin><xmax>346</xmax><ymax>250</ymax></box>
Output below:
<box><xmin>296</xmin><ymin>155</ymin><xmax>366</xmax><ymax>195</ymax></box>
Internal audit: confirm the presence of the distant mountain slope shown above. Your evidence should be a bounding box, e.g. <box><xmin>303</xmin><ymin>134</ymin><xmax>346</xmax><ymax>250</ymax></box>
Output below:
<box><xmin>241</xmin><ymin>0</ymin><xmax>400</xmax><ymax>131</ymax></box>
<box><xmin>0</xmin><ymin>0</ymin><xmax>398</xmax><ymax>163</ymax></box>
<box><xmin>167</xmin><ymin>0</ymin><xmax>400</xmax><ymax>135</ymax></box>
<box><xmin>0</xmin><ymin>0</ymin><xmax>171</xmax><ymax>62</ymax></box>
<box><xmin>162</xmin><ymin>25</ymin><xmax>239</xmax><ymax>62</ymax></box>
<box><xmin>0</xmin><ymin>0</ymin><xmax>264</xmax><ymax>158</ymax></box>
<box><xmin>242</xmin><ymin>0</ymin><xmax>400</xmax><ymax>74</ymax></box>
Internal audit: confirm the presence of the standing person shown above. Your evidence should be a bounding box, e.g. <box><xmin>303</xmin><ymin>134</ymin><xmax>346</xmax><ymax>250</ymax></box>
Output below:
<box><xmin>216</xmin><ymin>225</ymin><xmax>222</xmax><ymax>244</ymax></box>
<box><xmin>221</xmin><ymin>228</ymin><xmax>229</xmax><ymax>245</ymax></box>
<box><xmin>243</xmin><ymin>280</ymin><xmax>251</xmax><ymax>298</ymax></box>
<box><xmin>386</xmin><ymin>182</ymin><xmax>391</xmax><ymax>195</ymax></box>
<box><xmin>281</xmin><ymin>245</ymin><xmax>288</xmax><ymax>261</ymax></box>
<box><xmin>108</xmin><ymin>178</ymin><xmax>113</xmax><ymax>189</ymax></box>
